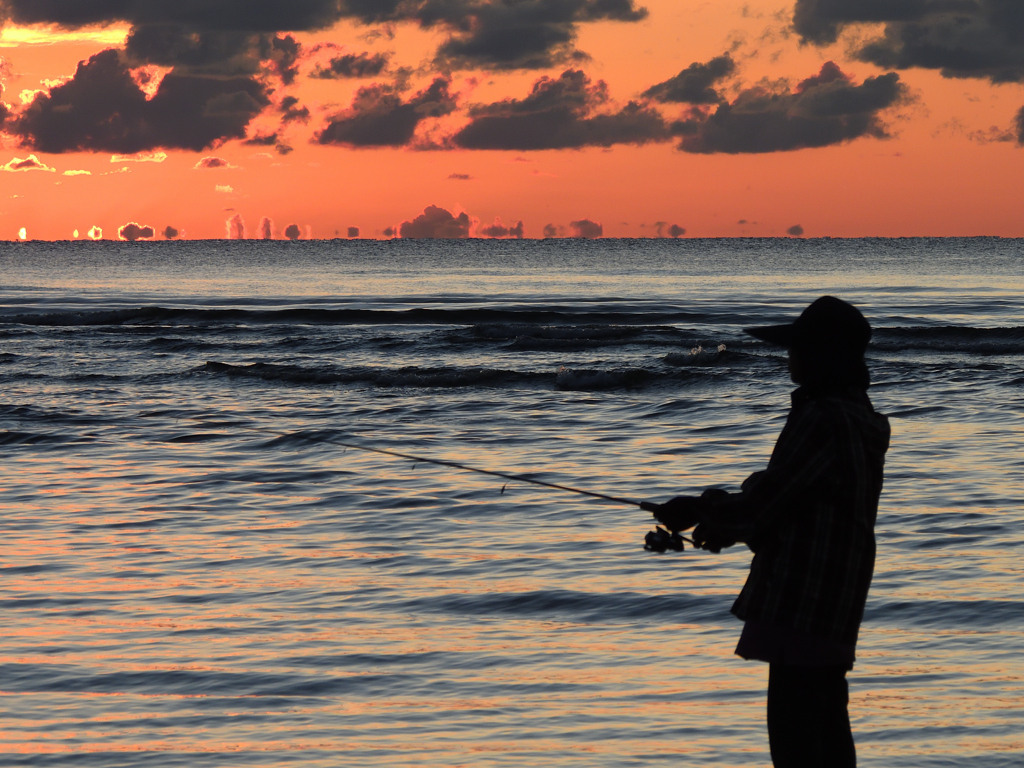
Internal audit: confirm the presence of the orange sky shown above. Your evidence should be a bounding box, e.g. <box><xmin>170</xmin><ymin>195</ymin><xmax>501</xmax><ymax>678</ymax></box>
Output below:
<box><xmin>1</xmin><ymin>1</ymin><xmax>1023</xmax><ymax>239</ymax></box>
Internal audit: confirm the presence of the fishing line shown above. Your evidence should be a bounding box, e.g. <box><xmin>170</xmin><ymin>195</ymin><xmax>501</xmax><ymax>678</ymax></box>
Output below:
<box><xmin>280</xmin><ymin>431</ymin><xmax>642</xmax><ymax>505</ymax></box>
<box><xmin>255</xmin><ymin>427</ymin><xmax>697</xmax><ymax>548</ymax></box>
<box><xmin>137</xmin><ymin>417</ymin><xmax>698</xmax><ymax>549</ymax></box>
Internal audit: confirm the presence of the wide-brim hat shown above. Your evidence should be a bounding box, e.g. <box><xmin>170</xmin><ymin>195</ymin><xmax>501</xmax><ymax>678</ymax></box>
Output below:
<box><xmin>745</xmin><ymin>296</ymin><xmax>871</xmax><ymax>354</ymax></box>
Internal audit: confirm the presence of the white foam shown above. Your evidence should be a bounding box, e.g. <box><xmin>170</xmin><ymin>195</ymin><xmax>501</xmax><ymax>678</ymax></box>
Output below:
<box><xmin>664</xmin><ymin>343</ymin><xmax>726</xmax><ymax>366</ymax></box>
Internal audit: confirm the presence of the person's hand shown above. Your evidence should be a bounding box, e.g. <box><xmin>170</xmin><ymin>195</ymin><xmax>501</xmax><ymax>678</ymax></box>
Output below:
<box><xmin>700</xmin><ymin>487</ymin><xmax>730</xmax><ymax>506</ymax></box>
<box><xmin>691</xmin><ymin>521</ymin><xmax>735</xmax><ymax>553</ymax></box>
<box><xmin>639</xmin><ymin>496</ymin><xmax>701</xmax><ymax>533</ymax></box>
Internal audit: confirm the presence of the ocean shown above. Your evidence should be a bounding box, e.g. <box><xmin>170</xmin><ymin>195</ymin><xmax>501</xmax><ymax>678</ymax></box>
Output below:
<box><xmin>0</xmin><ymin>237</ymin><xmax>1021</xmax><ymax>766</ymax></box>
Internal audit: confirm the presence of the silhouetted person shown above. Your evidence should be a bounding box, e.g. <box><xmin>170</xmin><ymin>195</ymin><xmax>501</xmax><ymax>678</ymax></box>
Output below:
<box><xmin>644</xmin><ymin>296</ymin><xmax>890</xmax><ymax>767</ymax></box>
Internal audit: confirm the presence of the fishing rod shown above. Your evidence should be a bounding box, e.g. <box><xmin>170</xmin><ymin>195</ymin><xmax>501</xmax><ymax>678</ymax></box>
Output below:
<box><xmin>151</xmin><ymin>416</ymin><xmax>697</xmax><ymax>551</ymax></box>
<box><xmin>294</xmin><ymin>433</ymin><xmax>641</xmax><ymax>505</ymax></box>
<box><xmin>262</xmin><ymin>428</ymin><xmax>696</xmax><ymax>551</ymax></box>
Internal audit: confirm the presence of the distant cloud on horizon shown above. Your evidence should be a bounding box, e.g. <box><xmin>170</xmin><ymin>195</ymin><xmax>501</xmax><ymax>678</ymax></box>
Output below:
<box><xmin>118</xmin><ymin>222</ymin><xmax>155</xmax><ymax>241</ymax></box>
<box><xmin>570</xmin><ymin>218</ymin><xmax>602</xmax><ymax>238</ymax></box>
<box><xmin>400</xmin><ymin>205</ymin><xmax>472</xmax><ymax>238</ymax></box>
<box><xmin>226</xmin><ymin>214</ymin><xmax>245</xmax><ymax>239</ymax></box>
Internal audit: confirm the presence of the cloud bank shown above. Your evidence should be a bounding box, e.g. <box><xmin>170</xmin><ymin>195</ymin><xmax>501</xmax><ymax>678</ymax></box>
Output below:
<box><xmin>643</xmin><ymin>54</ymin><xmax>736</xmax><ymax>104</ymax></box>
<box><xmin>0</xmin><ymin>0</ymin><xmax>649</xmax><ymax>74</ymax></box>
<box><xmin>673</xmin><ymin>62</ymin><xmax>907</xmax><ymax>154</ymax></box>
<box><xmin>317</xmin><ymin>77</ymin><xmax>456</xmax><ymax>147</ymax></box>
<box><xmin>13</xmin><ymin>50</ymin><xmax>269</xmax><ymax>153</ymax></box>
<box><xmin>454</xmin><ymin>69</ymin><xmax>669</xmax><ymax>150</ymax></box>
<box><xmin>794</xmin><ymin>0</ymin><xmax>1024</xmax><ymax>83</ymax></box>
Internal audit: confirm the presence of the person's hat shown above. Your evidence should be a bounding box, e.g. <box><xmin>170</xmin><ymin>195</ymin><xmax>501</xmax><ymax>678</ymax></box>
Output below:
<box><xmin>745</xmin><ymin>296</ymin><xmax>871</xmax><ymax>354</ymax></box>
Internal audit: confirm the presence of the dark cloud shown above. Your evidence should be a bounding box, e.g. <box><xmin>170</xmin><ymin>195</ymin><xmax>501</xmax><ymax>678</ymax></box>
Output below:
<box><xmin>643</xmin><ymin>54</ymin><xmax>736</xmax><ymax>104</ymax></box>
<box><xmin>12</xmin><ymin>49</ymin><xmax>269</xmax><ymax>153</ymax></box>
<box><xmin>3</xmin><ymin>6</ymin><xmax>319</xmax><ymax>79</ymax></box>
<box><xmin>668</xmin><ymin>224</ymin><xmax>685</xmax><ymax>237</ymax></box>
<box><xmin>280</xmin><ymin>95</ymin><xmax>310</xmax><ymax>124</ymax></box>
<box><xmin>1015</xmin><ymin>106</ymin><xmax>1024</xmax><ymax>144</ymax></box>
<box><xmin>432</xmin><ymin>0</ymin><xmax>647</xmax><ymax>70</ymax></box>
<box><xmin>317</xmin><ymin>77</ymin><xmax>456</xmax><ymax>147</ymax></box>
<box><xmin>284</xmin><ymin>223</ymin><xmax>301</xmax><ymax>240</ymax></box>
<box><xmin>542</xmin><ymin>223</ymin><xmax>558</xmax><ymax>237</ymax></box>
<box><xmin>270</xmin><ymin>35</ymin><xmax>301</xmax><ymax>84</ymax></box>
<box><xmin>674</xmin><ymin>62</ymin><xmax>907</xmax><ymax>154</ymax></box>
<box><xmin>0</xmin><ymin>11</ymin><xmax>253</xmax><ymax>83</ymax></box>
<box><xmin>162</xmin><ymin>225</ymin><xmax>179</xmax><ymax>239</ymax></box>
<box><xmin>0</xmin><ymin>2</ymin><xmax>342</xmax><ymax>31</ymax></box>
<box><xmin>570</xmin><ymin>218</ymin><xmax>602</xmax><ymax>238</ymax></box>
<box><xmin>454</xmin><ymin>69</ymin><xmax>669</xmax><ymax>150</ymax></box>
<box><xmin>347</xmin><ymin>226</ymin><xmax>360</xmax><ymax>237</ymax></box>
<box><xmin>1</xmin><ymin>0</ymin><xmax>647</xmax><ymax>74</ymax></box>
<box><xmin>113</xmin><ymin>22</ymin><xmax>296</xmax><ymax>84</ymax></box>
<box><xmin>275</xmin><ymin>143</ymin><xmax>294</xmax><ymax>154</ymax></box>
<box><xmin>787</xmin><ymin>224</ymin><xmax>805</xmax><ymax>236</ymax></box>
<box><xmin>118</xmin><ymin>222</ymin><xmax>155</xmax><ymax>241</ymax></box>
<box><xmin>480</xmin><ymin>219</ymin><xmax>524</xmax><ymax>238</ymax></box>
<box><xmin>794</xmin><ymin>0</ymin><xmax>1024</xmax><ymax>83</ymax></box>
<box><xmin>382</xmin><ymin>226</ymin><xmax>397</xmax><ymax>237</ymax></box>
<box><xmin>400</xmin><ymin>205</ymin><xmax>472</xmax><ymax>238</ymax></box>
<box><xmin>124</xmin><ymin>26</ymin><xmax>265</xmax><ymax>76</ymax></box>
<box><xmin>244</xmin><ymin>130</ymin><xmax>278</xmax><ymax>146</ymax></box>
<box><xmin>312</xmin><ymin>51</ymin><xmax>391</xmax><ymax>79</ymax></box>
<box><xmin>964</xmin><ymin>124</ymin><xmax>1016</xmax><ymax>144</ymax></box>
<box><xmin>258</xmin><ymin>216</ymin><xmax>274</xmax><ymax>239</ymax></box>
<box><xmin>449</xmin><ymin>172</ymin><xmax>472</xmax><ymax>179</ymax></box>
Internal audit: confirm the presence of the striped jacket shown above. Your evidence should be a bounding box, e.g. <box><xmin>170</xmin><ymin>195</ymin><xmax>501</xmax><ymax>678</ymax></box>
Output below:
<box><xmin>707</xmin><ymin>387</ymin><xmax>890</xmax><ymax>645</ymax></box>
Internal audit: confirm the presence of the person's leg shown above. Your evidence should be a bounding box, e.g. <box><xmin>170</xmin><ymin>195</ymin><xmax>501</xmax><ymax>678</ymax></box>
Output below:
<box><xmin>818</xmin><ymin>666</ymin><xmax>855</xmax><ymax>767</ymax></box>
<box><xmin>767</xmin><ymin>664</ymin><xmax>855</xmax><ymax>768</ymax></box>
<box><xmin>767</xmin><ymin>663</ymin><xmax>804</xmax><ymax>767</ymax></box>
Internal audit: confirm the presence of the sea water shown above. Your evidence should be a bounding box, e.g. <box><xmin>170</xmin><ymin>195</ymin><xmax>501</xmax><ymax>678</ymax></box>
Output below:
<box><xmin>0</xmin><ymin>237</ymin><xmax>1021</xmax><ymax>766</ymax></box>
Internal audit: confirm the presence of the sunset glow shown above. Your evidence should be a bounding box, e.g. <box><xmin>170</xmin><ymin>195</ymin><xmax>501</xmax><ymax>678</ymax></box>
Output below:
<box><xmin>1</xmin><ymin>2</ymin><xmax>1023</xmax><ymax>239</ymax></box>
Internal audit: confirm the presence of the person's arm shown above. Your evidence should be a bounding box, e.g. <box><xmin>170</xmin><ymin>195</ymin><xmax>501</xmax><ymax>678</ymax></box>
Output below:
<box><xmin>692</xmin><ymin>402</ymin><xmax>837</xmax><ymax>552</ymax></box>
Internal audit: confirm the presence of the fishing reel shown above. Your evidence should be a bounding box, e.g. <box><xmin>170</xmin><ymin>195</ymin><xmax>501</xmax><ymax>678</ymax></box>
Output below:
<box><xmin>644</xmin><ymin>526</ymin><xmax>685</xmax><ymax>553</ymax></box>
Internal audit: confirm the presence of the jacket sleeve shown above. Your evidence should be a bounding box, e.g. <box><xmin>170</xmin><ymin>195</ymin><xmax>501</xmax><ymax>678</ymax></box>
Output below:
<box><xmin>699</xmin><ymin>403</ymin><xmax>837</xmax><ymax>552</ymax></box>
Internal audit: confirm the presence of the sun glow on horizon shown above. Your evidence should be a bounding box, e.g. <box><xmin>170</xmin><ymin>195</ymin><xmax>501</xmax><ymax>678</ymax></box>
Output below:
<box><xmin>0</xmin><ymin>4</ymin><xmax>1023</xmax><ymax>238</ymax></box>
